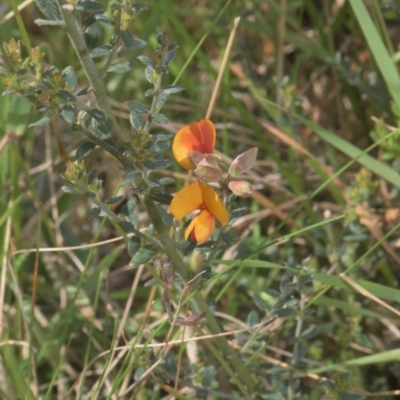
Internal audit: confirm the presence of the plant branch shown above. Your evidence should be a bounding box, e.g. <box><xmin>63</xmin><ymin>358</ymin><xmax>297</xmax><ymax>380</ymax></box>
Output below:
<box><xmin>58</xmin><ymin>5</ymin><xmax>255</xmax><ymax>392</ymax></box>
<box><xmin>73</xmin><ymin>182</ymin><xmax>161</xmax><ymax>249</ymax></box>
<box><xmin>57</xmin><ymin>1</ymin><xmax>124</xmax><ymax>144</ymax></box>
<box><xmin>75</xmin><ymin>124</ymin><xmax>125</xmax><ymax>163</ymax></box>
<box><xmin>141</xmin><ymin>196</ymin><xmax>255</xmax><ymax>391</ymax></box>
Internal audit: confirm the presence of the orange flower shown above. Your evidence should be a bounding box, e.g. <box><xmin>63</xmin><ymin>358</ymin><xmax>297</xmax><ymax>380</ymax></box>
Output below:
<box><xmin>170</xmin><ymin>181</ymin><xmax>228</xmax><ymax>243</ymax></box>
<box><xmin>172</xmin><ymin>119</ymin><xmax>216</xmax><ymax>170</ymax></box>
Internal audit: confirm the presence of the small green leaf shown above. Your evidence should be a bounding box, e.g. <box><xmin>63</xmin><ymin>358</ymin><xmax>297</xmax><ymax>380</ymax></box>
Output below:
<box><xmin>122</xmin><ymin>198</ymin><xmax>139</xmax><ymax>227</ymax></box>
<box><xmin>298</xmin><ymin>274</ymin><xmax>313</xmax><ymax>284</ymax></box>
<box><xmin>143</xmin><ymin>159</ymin><xmax>171</xmax><ymax>170</ymax></box>
<box><xmin>60</xmin><ymin>104</ymin><xmax>75</xmax><ymax>124</ymax></box>
<box><xmin>85</xmin><ymin>191</ymin><xmax>96</xmax><ymax>198</ymax></box>
<box><xmin>274</xmin><ymin>307</ymin><xmax>296</xmax><ymax>318</ymax></box>
<box><xmin>144</xmin><ymin>65</ymin><xmax>155</xmax><ymax>84</ymax></box>
<box><xmin>301</xmin><ymin>326</ymin><xmax>319</xmax><ymax>339</ymax></box>
<box><xmin>29</xmin><ymin>116</ymin><xmax>52</xmax><ymax>127</ymax></box>
<box><xmin>163</xmin><ymin>85</ymin><xmax>185</xmax><ymax>94</ymax></box>
<box><xmin>94</xmin><ymin>13</ymin><xmax>114</xmax><ymax>25</ymax></box>
<box><xmin>127</xmin><ymin>237</ymin><xmax>141</xmax><ymax>257</ymax></box>
<box><xmin>132</xmin><ymin>3</ymin><xmax>148</xmax><ymax>16</ymax></box>
<box><xmin>126</xmin><ymin>101</ymin><xmax>148</xmax><ymax>114</ymax></box>
<box><xmin>122</xmin><ymin>170</ymin><xmax>140</xmax><ymax>186</ymax></box>
<box><xmin>157</xmin><ymin>206</ymin><xmax>173</xmax><ymax>226</ymax></box>
<box><xmin>253</xmin><ymin>293</ymin><xmax>269</xmax><ymax>311</ymax></box>
<box><xmin>88</xmin><ymin>207</ymin><xmax>101</xmax><ymax>218</ymax></box>
<box><xmin>76</xmin><ymin>141</ymin><xmax>96</xmax><ymax>159</ymax></box>
<box><xmin>57</xmin><ymin>89</ymin><xmax>76</xmax><ymax>102</ymax></box>
<box><xmin>105</xmin><ymin>196</ymin><xmax>125</xmax><ymax>204</ymax></box>
<box><xmin>265</xmin><ymin>289</ymin><xmax>280</xmax><ymax>298</ymax></box>
<box><xmin>89</xmin><ymin>45</ymin><xmax>112</xmax><ymax>58</ymax></box>
<box><xmin>85</xmin><ymin>22</ymin><xmax>102</xmax><ymax>49</ymax></box>
<box><xmin>87</xmin><ymin>169</ymin><xmax>98</xmax><ymax>184</ymax></box>
<box><xmin>202</xmin><ymin>365</ymin><xmax>216</xmax><ymax>386</ymax></box>
<box><xmin>150</xmin><ymin>193</ymin><xmax>173</xmax><ymax>205</ymax></box>
<box><xmin>122</xmin><ymin>31</ymin><xmax>147</xmax><ymax>49</ymax></box>
<box><xmin>164</xmin><ymin>49</ymin><xmax>176</xmax><ymax>65</ymax></box>
<box><xmin>92</xmin><ymin>117</ymin><xmax>112</xmax><ymax>134</ymax></box>
<box><xmin>247</xmin><ymin>310</ymin><xmax>259</xmax><ymax>327</ymax></box>
<box><xmin>145</xmin><ymin>138</ymin><xmax>170</xmax><ymax>154</ymax></box>
<box><xmin>43</xmin><ymin>65</ymin><xmax>58</xmax><ymax>78</ymax></box>
<box><xmin>285</xmin><ymin>298</ymin><xmax>298</xmax><ymax>307</ymax></box>
<box><xmin>62</xmin><ymin>66</ymin><xmax>77</xmax><ymax>91</ymax></box>
<box><xmin>120</xmin><ymin>221</ymin><xmax>134</xmax><ymax>233</ymax></box>
<box><xmin>134</xmin><ymin>366</ymin><xmax>146</xmax><ymax>381</ymax></box>
<box><xmin>144</xmin><ymin>89</ymin><xmax>157</xmax><ymax>97</ymax></box>
<box><xmin>153</xmin><ymin>132</ymin><xmax>173</xmax><ymax>141</ymax></box>
<box><xmin>144</xmin><ymin>278</ymin><xmax>158</xmax><ymax>287</ymax></box>
<box><xmin>35</xmin><ymin>0</ymin><xmax>61</xmax><ymax>20</ymax></box>
<box><xmin>152</xmin><ymin>114</ymin><xmax>168</xmax><ymax>124</ymax></box>
<box><xmin>61</xmin><ymin>184</ymin><xmax>79</xmax><ymax>194</ymax></box>
<box><xmin>88</xmin><ymin>108</ymin><xmax>106</xmax><ymax>121</ymax></box>
<box><xmin>76</xmin><ymin>0</ymin><xmax>104</xmax><ymax>13</ymax></box>
<box><xmin>130</xmin><ymin>245</ymin><xmax>156</xmax><ymax>266</ymax></box>
<box><xmin>137</xmin><ymin>55</ymin><xmax>154</xmax><ymax>67</ymax></box>
<box><xmin>155</xmin><ymin>92</ymin><xmax>169</xmax><ymax>109</ymax></box>
<box><xmin>130</xmin><ymin>112</ymin><xmax>144</xmax><ymax>130</ymax></box>
<box><xmin>76</xmin><ymin>86</ymin><xmax>92</xmax><ymax>96</ymax></box>
<box><xmin>107</xmin><ymin>61</ymin><xmax>135</xmax><ymax>74</ymax></box>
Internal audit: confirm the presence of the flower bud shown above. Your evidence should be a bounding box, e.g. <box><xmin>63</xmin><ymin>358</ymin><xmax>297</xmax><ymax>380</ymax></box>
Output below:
<box><xmin>228</xmin><ymin>147</ymin><xmax>258</xmax><ymax>178</ymax></box>
<box><xmin>188</xmin><ymin>150</ymin><xmax>205</xmax><ymax>165</ymax></box>
<box><xmin>30</xmin><ymin>47</ymin><xmax>43</xmax><ymax>78</ymax></box>
<box><xmin>121</xmin><ymin>9</ymin><xmax>134</xmax><ymax>31</ymax></box>
<box><xmin>184</xmin><ymin>311</ymin><xmax>207</xmax><ymax>325</ymax></box>
<box><xmin>4</xmin><ymin>39</ymin><xmax>22</xmax><ymax>70</ymax></box>
<box><xmin>63</xmin><ymin>160</ymin><xmax>85</xmax><ymax>182</ymax></box>
<box><xmin>228</xmin><ymin>180</ymin><xmax>252</xmax><ymax>197</ymax></box>
<box><xmin>48</xmin><ymin>69</ymin><xmax>63</xmax><ymax>89</ymax></box>
<box><xmin>195</xmin><ymin>164</ymin><xmax>223</xmax><ymax>183</ymax></box>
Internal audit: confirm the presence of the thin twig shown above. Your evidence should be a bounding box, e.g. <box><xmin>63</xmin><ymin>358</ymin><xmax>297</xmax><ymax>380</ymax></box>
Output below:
<box><xmin>0</xmin><ymin>200</ymin><xmax>12</xmax><ymax>334</ymax></box>
<box><xmin>205</xmin><ymin>16</ymin><xmax>240</xmax><ymax>119</ymax></box>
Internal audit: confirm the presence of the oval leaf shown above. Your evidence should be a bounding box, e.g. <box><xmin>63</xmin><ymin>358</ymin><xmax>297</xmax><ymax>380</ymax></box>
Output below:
<box><xmin>107</xmin><ymin>61</ymin><xmax>135</xmax><ymax>74</ymax></box>
<box><xmin>228</xmin><ymin>148</ymin><xmax>258</xmax><ymax>178</ymax></box>
<box><xmin>29</xmin><ymin>116</ymin><xmax>52</xmax><ymax>127</ymax></box>
<box><xmin>58</xmin><ymin>89</ymin><xmax>76</xmax><ymax>102</ymax></box>
<box><xmin>62</xmin><ymin>66</ymin><xmax>77</xmax><ymax>91</ymax></box>
<box><xmin>76</xmin><ymin>141</ymin><xmax>96</xmax><ymax>159</ymax></box>
<box><xmin>163</xmin><ymin>85</ymin><xmax>185</xmax><ymax>94</ymax></box>
<box><xmin>89</xmin><ymin>45</ymin><xmax>112</xmax><ymax>58</ymax></box>
<box><xmin>130</xmin><ymin>245</ymin><xmax>156</xmax><ymax>266</ymax></box>
<box><xmin>127</xmin><ymin>237</ymin><xmax>141</xmax><ymax>257</ymax></box>
<box><xmin>152</xmin><ymin>114</ymin><xmax>168</xmax><ymax>125</ymax></box>
<box><xmin>126</xmin><ymin>101</ymin><xmax>148</xmax><ymax>114</ymax></box>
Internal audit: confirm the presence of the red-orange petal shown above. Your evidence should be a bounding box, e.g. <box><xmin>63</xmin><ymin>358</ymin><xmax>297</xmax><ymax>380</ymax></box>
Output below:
<box><xmin>199</xmin><ymin>182</ymin><xmax>229</xmax><ymax>226</ymax></box>
<box><xmin>170</xmin><ymin>181</ymin><xmax>203</xmax><ymax>220</ymax></box>
<box><xmin>172</xmin><ymin>119</ymin><xmax>216</xmax><ymax>170</ymax></box>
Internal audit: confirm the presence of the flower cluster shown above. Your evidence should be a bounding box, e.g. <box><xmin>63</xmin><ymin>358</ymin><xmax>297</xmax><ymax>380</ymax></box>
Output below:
<box><xmin>170</xmin><ymin>119</ymin><xmax>257</xmax><ymax>243</ymax></box>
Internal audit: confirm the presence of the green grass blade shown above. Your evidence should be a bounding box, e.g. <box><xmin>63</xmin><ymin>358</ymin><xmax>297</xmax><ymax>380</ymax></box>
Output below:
<box><xmin>349</xmin><ymin>0</ymin><xmax>400</xmax><ymax>109</ymax></box>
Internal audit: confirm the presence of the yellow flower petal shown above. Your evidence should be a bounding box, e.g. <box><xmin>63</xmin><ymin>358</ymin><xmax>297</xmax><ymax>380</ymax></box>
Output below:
<box><xmin>170</xmin><ymin>181</ymin><xmax>203</xmax><ymax>220</ymax></box>
<box><xmin>184</xmin><ymin>209</ymin><xmax>215</xmax><ymax>243</ymax></box>
<box><xmin>184</xmin><ymin>214</ymin><xmax>198</xmax><ymax>240</ymax></box>
<box><xmin>193</xmin><ymin>209</ymin><xmax>215</xmax><ymax>242</ymax></box>
<box><xmin>200</xmin><ymin>182</ymin><xmax>229</xmax><ymax>226</ymax></box>
<box><xmin>172</xmin><ymin>119</ymin><xmax>216</xmax><ymax>170</ymax></box>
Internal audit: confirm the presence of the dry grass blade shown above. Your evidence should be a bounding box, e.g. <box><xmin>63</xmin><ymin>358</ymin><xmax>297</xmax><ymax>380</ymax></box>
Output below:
<box><xmin>339</xmin><ymin>273</ymin><xmax>400</xmax><ymax>318</ymax></box>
